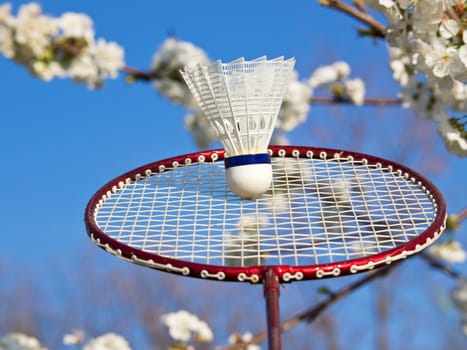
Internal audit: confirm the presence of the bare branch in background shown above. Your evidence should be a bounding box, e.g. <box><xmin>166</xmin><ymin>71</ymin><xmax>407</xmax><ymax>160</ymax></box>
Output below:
<box><xmin>318</xmin><ymin>0</ymin><xmax>386</xmax><ymax>38</ymax></box>
<box><xmin>420</xmin><ymin>252</ymin><xmax>461</xmax><ymax>279</ymax></box>
<box><xmin>121</xmin><ymin>66</ymin><xmax>161</xmax><ymax>82</ymax></box>
<box><xmin>310</xmin><ymin>96</ymin><xmax>402</xmax><ymax>106</ymax></box>
<box><xmin>455</xmin><ymin>208</ymin><xmax>467</xmax><ymax>224</ymax></box>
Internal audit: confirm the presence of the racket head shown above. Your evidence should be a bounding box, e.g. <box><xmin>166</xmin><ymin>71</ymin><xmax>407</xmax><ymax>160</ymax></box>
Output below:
<box><xmin>84</xmin><ymin>146</ymin><xmax>446</xmax><ymax>283</ymax></box>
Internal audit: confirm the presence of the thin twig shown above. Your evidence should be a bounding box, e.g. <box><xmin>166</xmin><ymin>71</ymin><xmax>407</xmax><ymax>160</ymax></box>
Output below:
<box><xmin>121</xmin><ymin>65</ymin><xmax>160</xmax><ymax>81</ymax></box>
<box><xmin>353</xmin><ymin>0</ymin><xmax>368</xmax><ymax>14</ymax></box>
<box><xmin>446</xmin><ymin>4</ymin><xmax>463</xmax><ymax>30</ymax></box>
<box><xmin>456</xmin><ymin>208</ymin><xmax>467</xmax><ymax>223</ymax></box>
<box><xmin>223</xmin><ymin>265</ymin><xmax>396</xmax><ymax>350</ymax></box>
<box><xmin>309</xmin><ymin>96</ymin><xmax>402</xmax><ymax>106</ymax></box>
<box><xmin>319</xmin><ymin>0</ymin><xmax>386</xmax><ymax>38</ymax></box>
<box><xmin>419</xmin><ymin>252</ymin><xmax>461</xmax><ymax>279</ymax></box>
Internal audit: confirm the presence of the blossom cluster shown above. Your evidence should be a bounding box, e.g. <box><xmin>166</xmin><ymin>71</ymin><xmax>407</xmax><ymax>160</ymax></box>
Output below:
<box><xmin>428</xmin><ymin>240</ymin><xmax>467</xmax><ymax>263</ymax></box>
<box><xmin>365</xmin><ymin>0</ymin><xmax>467</xmax><ymax>156</ymax></box>
<box><xmin>0</xmin><ymin>316</ymin><xmax>262</xmax><ymax>349</ymax></box>
<box><xmin>0</xmin><ymin>2</ymin><xmax>124</xmax><ymax>88</ymax></box>
<box><xmin>0</xmin><ymin>332</ymin><xmax>131</xmax><ymax>350</ymax></box>
<box><xmin>227</xmin><ymin>332</ymin><xmax>261</xmax><ymax>350</ymax></box>
<box><xmin>151</xmin><ymin>37</ymin><xmax>211</xmax><ymax>108</ymax></box>
<box><xmin>160</xmin><ymin>310</ymin><xmax>263</xmax><ymax>349</ymax></box>
<box><xmin>161</xmin><ymin>310</ymin><xmax>214</xmax><ymax>344</ymax></box>
<box><xmin>308</xmin><ymin>60</ymin><xmax>366</xmax><ymax>105</ymax></box>
<box><xmin>81</xmin><ymin>333</ymin><xmax>131</xmax><ymax>350</ymax></box>
<box><xmin>0</xmin><ymin>333</ymin><xmax>47</xmax><ymax>350</ymax></box>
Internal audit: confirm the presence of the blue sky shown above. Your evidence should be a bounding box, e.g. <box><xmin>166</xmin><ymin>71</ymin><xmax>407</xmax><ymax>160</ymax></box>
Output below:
<box><xmin>0</xmin><ymin>1</ymin><xmax>466</xmax><ymax>348</ymax></box>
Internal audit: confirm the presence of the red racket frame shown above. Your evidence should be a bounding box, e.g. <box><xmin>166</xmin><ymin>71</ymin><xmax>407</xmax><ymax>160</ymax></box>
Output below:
<box><xmin>85</xmin><ymin>145</ymin><xmax>446</xmax><ymax>284</ymax></box>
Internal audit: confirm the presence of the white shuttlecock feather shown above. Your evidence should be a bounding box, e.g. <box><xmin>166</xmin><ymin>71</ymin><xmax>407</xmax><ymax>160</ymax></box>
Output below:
<box><xmin>181</xmin><ymin>56</ymin><xmax>295</xmax><ymax>198</ymax></box>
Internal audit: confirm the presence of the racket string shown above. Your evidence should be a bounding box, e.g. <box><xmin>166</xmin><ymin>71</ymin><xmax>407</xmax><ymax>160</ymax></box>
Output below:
<box><xmin>95</xmin><ymin>156</ymin><xmax>437</xmax><ymax>267</ymax></box>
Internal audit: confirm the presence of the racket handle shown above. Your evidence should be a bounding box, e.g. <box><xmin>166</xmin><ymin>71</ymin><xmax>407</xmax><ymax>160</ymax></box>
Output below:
<box><xmin>263</xmin><ymin>269</ymin><xmax>282</xmax><ymax>350</ymax></box>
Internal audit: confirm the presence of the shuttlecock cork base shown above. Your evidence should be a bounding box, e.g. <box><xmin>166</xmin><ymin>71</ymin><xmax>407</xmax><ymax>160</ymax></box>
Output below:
<box><xmin>181</xmin><ymin>56</ymin><xmax>295</xmax><ymax>199</ymax></box>
<box><xmin>224</xmin><ymin>153</ymin><xmax>272</xmax><ymax>199</ymax></box>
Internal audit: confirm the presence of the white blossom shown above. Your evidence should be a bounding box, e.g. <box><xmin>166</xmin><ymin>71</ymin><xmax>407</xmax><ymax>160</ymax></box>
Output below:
<box><xmin>428</xmin><ymin>240</ymin><xmax>467</xmax><ymax>263</ymax></box>
<box><xmin>308</xmin><ymin>61</ymin><xmax>350</xmax><ymax>88</ymax></box>
<box><xmin>58</xmin><ymin>12</ymin><xmax>94</xmax><ymax>42</ymax></box>
<box><xmin>68</xmin><ymin>55</ymin><xmax>99</xmax><ymax>85</ymax></box>
<box><xmin>344</xmin><ymin>78</ymin><xmax>365</xmax><ymax>105</ymax></box>
<box><xmin>437</xmin><ymin>114</ymin><xmax>467</xmax><ymax>157</ymax></box>
<box><xmin>277</xmin><ymin>71</ymin><xmax>311</xmax><ymax>131</ymax></box>
<box><xmin>0</xmin><ymin>333</ymin><xmax>47</xmax><ymax>350</ymax></box>
<box><xmin>458</xmin><ymin>31</ymin><xmax>467</xmax><ymax>68</ymax></box>
<box><xmin>0</xmin><ymin>25</ymin><xmax>14</xmax><ymax>58</ymax></box>
<box><xmin>31</xmin><ymin>60</ymin><xmax>65</xmax><ymax>81</ymax></box>
<box><xmin>151</xmin><ymin>37</ymin><xmax>210</xmax><ymax>107</ymax></box>
<box><xmin>320</xmin><ymin>175</ymin><xmax>366</xmax><ymax>206</ymax></box>
<box><xmin>13</xmin><ymin>3</ymin><xmax>57</xmax><ymax>57</ymax></box>
<box><xmin>63</xmin><ymin>330</ymin><xmax>84</xmax><ymax>346</ymax></box>
<box><xmin>390</xmin><ymin>58</ymin><xmax>409</xmax><ymax>86</ymax></box>
<box><xmin>439</xmin><ymin>19</ymin><xmax>459</xmax><ymax>39</ymax></box>
<box><xmin>262</xmin><ymin>191</ymin><xmax>290</xmax><ymax>213</ymax></box>
<box><xmin>406</xmin><ymin>0</ymin><xmax>448</xmax><ymax>34</ymax></box>
<box><xmin>184</xmin><ymin>110</ymin><xmax>218</xmax><ymax>148</ymax></box>
<box><xmin>333</xmin><ymin>61</ymin><xmax>351</xmax><ymax>79</ymax></box>
<box><xmin>195</xmin><ymin>322</ymin><xmax>214</xmax><ymax>342</ymax></box>
<box><xmin>422</xmin><ymin>38</ymin><xmax>463</xmax><ymax>78</ymax></box>
<box><xmin>93</xmin><ymin>39</ymin><xmax>125</xmax><ymax>79</ymax></box>
<box><xmin>0</xmin><ymin>4</ymin><xmax>14</xmax><ymax>57</ymax></box>
<box><xmin>270</xmin><ymin>131</ymin><xmax>290</xmax><ymax>145</ymax></box>
<box><xmin>0</xmin><ymin>3</ymin><xmax>125</xmax><ymax>88</ymax></box>
<box><xmin>228</xmin><ymin>332</ymin><xmax>261</xmax><ymax>350</ymax></box>
<box><xmin>0</xmin><ymin>3</ymin><xmax>12</xmax><ymax>24</ymax></box>
<box><xmin>450</xmin><ymin>80</ymin><xmax>467</xmax><ymax>105</ymax></box>
<box><xmin>378</xmin><ymin>0</ymin><xmax>397</xmax><ymax>8</ymax></box>
<box><xmin>272</xmin><ymin>157</ymin><xmax>311</xmax><ymax>191</ymax></box>
<box><xmin>398</xmin><ymin>77</ymin><xmax>440</xmax><ymax>119</ymax></box>
<box><xmin>152</xmin><ymin>38</ymin><xmax>210</xmax><ymax>72</ymax></box>
<box><xmin>83</xmin><ymin>333</ymin><xmax>131</xmax><ymax>350</ymax></box>
<box><xmin>330</xmin><ymin>178</ymin><xmax>353</xmax><ymax>203</ymax></box>
<box><xmin>238</xmin><ymin>214</ymin><xmax>269</xmax><ymax>233</ymax></box>
<box><xmin>458</xmin><ymin>46</ymin><xmax>467</xmax><ymax>69</ymax></box>
<box><xmin>371</xmin><ymin>0</ymin><xmax>467</xmax><ymax>156</ymax></box>
<box><xmin>161</xmin><ymin>310</ymin><xmax>214</xmax><ymax>343</ymax></box>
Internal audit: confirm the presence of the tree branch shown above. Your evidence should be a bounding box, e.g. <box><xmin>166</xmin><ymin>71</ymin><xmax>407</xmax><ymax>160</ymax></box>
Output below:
<box><xmin>121</xmin><ymin>66</ymin><xmax>160</xmax><ymax>81</ymax></box>
<box><xmin>309</xmin><ymin>96</ymin><xmax>402</xmax><ymax>106</ymax></box>
<box><xmin>419</xmin><ymin>252</ymin><xmax>461</xmax><ymax>279</ymax></box>
<box><xmin>456</xmin><ymin>207</ymin><xmax>467</xmax><ymax>223</ymax></box>
<box><xmin>319</xmin><ymin>0</ymin><xmax>386</xmax><ymax>38</ymax></box>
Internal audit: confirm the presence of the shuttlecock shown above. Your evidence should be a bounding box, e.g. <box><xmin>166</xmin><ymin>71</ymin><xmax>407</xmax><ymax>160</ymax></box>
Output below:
<box><xmin>181</xmin><ymin>56</ymin><xmax>295</xmax><ymax>198</ymax></box>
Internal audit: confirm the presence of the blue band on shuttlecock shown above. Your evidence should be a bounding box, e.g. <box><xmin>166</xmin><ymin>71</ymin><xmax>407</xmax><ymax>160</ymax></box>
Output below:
<box><xmin>224</xmin><ymin>153</ymin><xmax>271</xmax><ymax>169</ymax></box>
